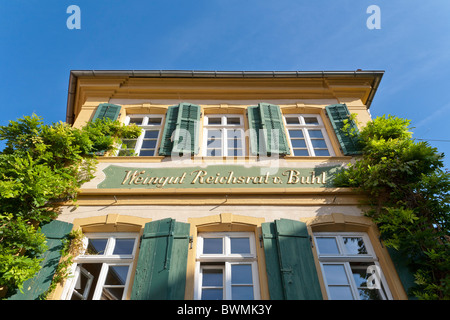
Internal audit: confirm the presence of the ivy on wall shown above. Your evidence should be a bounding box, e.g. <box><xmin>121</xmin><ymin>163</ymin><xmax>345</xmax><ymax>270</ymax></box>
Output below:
<box><xmin>0</xmin><ymin>114</ymin><xmax>140</xmax><ymax>298</ymax></box>
<box><xmin>334</xmin><ymin>115</ymin><xmax>450</xmax><ymax>300</ymax></box>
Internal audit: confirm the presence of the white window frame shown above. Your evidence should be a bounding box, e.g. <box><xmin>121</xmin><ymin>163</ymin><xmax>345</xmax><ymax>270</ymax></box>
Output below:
<box><xmin>283</xmin><ymin>114</ymin><xmax>335</xmax><ymax>156</ymax></box>
<box><xmin>314</xmin><ymin>232</ymin><xmax>393</xmax><ymax>300</ymax></box>
<box><xmin>61</xmin><ymin>232</ymin><xmax>139</xmax><ymax>300</ymax></box>
<box><xmin>202</xmin><ymin>114</ymin><xmax>246</xmax><ymax>157</ymax></box>
<box><xmin>118</xmin><ymin>114</ymin><xmax>164</xmax><ymax>156</ymax></box>
<box><xmin>194</xmin><ymin>232</ymin><xmax>260</xmax><ymax>300</ymax></box>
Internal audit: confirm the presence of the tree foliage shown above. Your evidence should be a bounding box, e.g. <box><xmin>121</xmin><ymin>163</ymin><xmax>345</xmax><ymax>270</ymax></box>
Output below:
<box><xmin>334</xmin><ymin>115</ymin><xmax>450</xmax><ymax>299</ymax></box>
<box><xmin>0</xmin><ymin>114</ymin><xmax>140</xmax><ymax>297</ymax></box>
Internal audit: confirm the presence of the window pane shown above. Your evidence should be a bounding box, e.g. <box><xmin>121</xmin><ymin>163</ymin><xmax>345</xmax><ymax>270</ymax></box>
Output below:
<box><xmin>227</xmin><ymin>129</ymin><xmax>242</xmax><ymax>139</ymax></box>
<box><xmin>311</xmin><ymin>139</ymin><xmax>327</xmax><ymax>148</ymax></box>
<box><xmin>118</xmin><ymin>149</ymin><xmax>136</xmax><ymax>156</ymax></box>
<box><xmin>202</xmin><ymin>269</ymin><xmax>223</xmax><ymax>287</ymax></box>
<box><xmin>139</xmin><ymin>149</ymin><xmax>155</xmax><ymax>156</ymax></box>
<box><xmin>202</xmin><ymin>288</ymin><xmax>223</xmax><ymax>300</ymax></box>
<box><xmin>71</xmin><ymin>266</ymin><xmax>95</xmax><ymax>300</ymax></box>
<box><xmin>129</xmin><ymin>118</ymin><xmax>143</xmax><ymax>125</ymax></box>
<box><xmin>328</xmin><ymin>286</ymin><xmax>354</xmax><ymax>300</ymax></box>
<box><xmin>144</xmin><ymin>130</ymin><xmax>159</xmax><ymax>139</ymax></box>
<box><xmin>351</xmin><ymin>266</ymin><xmax>369</xmax><ymax>288</ymax></box>
<box><xmin>323</xmin><ymin>264</ymin><xmax>349</xmax><ymax>285</ymax></box>
<box><xmin>113</xmin><ymin>239</ymin><xmax>135</xmax><ymax>255</ymax></box>
<box><xmin>141</xmin><ymin>139</ymin><xmax>157</xmax><ymax>149</ymax></box>
<box><xmin>291</xmin><ymin>139</ymin><xmax>306</xmax><ymax>148</ymax></box>
<box><xmin>232</xmin><ymin>286</ymin><xmax>254</xmax><ymax>300</ymax></box>
<box><xmin>207</xmin><ymin>149</ymin><xmax>222</xmax><ymax>156</ymax></box>
<box><xmin>289</xmin><ymin>129</ymin><xmax>304</xmax><ymax>138</ymax></box>
<box><xmin>207</xmin><ymin>138</ymin><xmax>222</xmax><ymax>148</ymax></box>
<box><xmin>285</xmin><ymin>117</ymin><xmax>300</xmax><ymax>125</ymax></box>
<box><xmin>293</xmin><ymin>149</ymin><xmax>310</xmax><ymax>156</ymax></box>
<box><xmin>208</xmin><ymin>129</ymin><xmax>222</xmax><ymax>138</ymax></box>
<box><xmin>304</xmin><ymin>117</ymin><xmax>319</xmax><ymax>125</ymax></box>
<box><xmin>228</xmin><ymin>138</ymin><xmax>242</xmax><ymax>149</ymax></box>
<box><xmin>227</xmin><ymin>117</ymin><xmax>241</xmax><ymax>125</ymax></box>
<box><xmin>358</xmin><ymin>288</ymin><xmax>382</xmax><ymax>300</ymax></box>
<box><xmin>147</xmin><ymin>117</ymin><xmax>162</xmax><ymax>125</ymax></box>
<box><xmin>71</xmin><ymin>263</ymin><xmax>102</xmax><ymax>300</ymax></box>
<box><xmin>87</xmin><ymin>239</ymin><xmax>108</xmax><ymax>255</ymax></box>
<box><xmin>203</xmin><ymin>238</ymin><xmax>223</xmax><ymax>254</ymax></box>
<box><xmin>231</xmin><ymin>264</ymin><xmax>253</xmax><ymax>284</ymax></box>
<box><xmin>208</xmin><ymin>117</ymin><xmax>222</xmax><ymax>125</ymax></box>
<box><xmin>308</xmin><ymin>129</ymin><xmax>324</xmax><ymax>138</ymax></box>
<box><xmin>343</xmin><ymin>237</ymin><xmax>368</xmax><ymax>255</ymax></box>
<box><xmin>230</xmin><ymin>238</ymin><xmax>251</xmax><ymax>254</ymax></box>
<box><xmin>314</xmin><ymin>149</ymin><xmax>330</xmax><ymax>156</ymax></box>
<box><xmin>227</xmin><ymin>149</ymin><xmax>243</xmax><ymax>157</ymax></box>
<box><xmin>105</xmin><ymin>266</ymin><xmax>129</xmax><ymax>285</ymax></box>
<box><xmin>121</xmin><ymin>139</ymin><xmax>137</xmax><ymax>149</ymax></box>
<box><xmin>316</xmin><ymin>237</ymin><xmax>340</xmax><ymax>255</ymax></box>
<box><xmin>101</xmin><ymin>287</ymin><xmax>124</xmax><ymax>300</ymax></box>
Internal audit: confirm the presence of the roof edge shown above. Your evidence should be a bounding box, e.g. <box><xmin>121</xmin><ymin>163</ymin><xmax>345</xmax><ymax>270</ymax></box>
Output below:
<box><xmin>66</xmin><ymin>70</ymin><xmax>384</xmax><ymax>124</ymax></box>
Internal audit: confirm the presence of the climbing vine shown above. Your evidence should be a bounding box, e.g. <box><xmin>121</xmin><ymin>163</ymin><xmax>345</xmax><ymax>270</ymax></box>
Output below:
<box><xmin>334</xmin><ymin>115</ymin><xmax>450</xmax><ymax>300</ymax></box>
<box><xmin>0</xmin><ymin>114</ymin><xmax>141</xmax><ymax>298</ymax></box>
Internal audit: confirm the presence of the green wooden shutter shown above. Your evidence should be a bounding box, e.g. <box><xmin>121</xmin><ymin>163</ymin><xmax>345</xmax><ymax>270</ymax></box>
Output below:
<box><xmin>247</xmin><ymin>103</ymin><xmax>290</xmax><ymax>155</ymax></box>
<box><xmin>158</xmin><ymin>105</ymin><xmax>180</xmax><ymax>156</ymax></box>
<box><xmin>387</xmin><ymin>248</ymin><xmax>416</xmax><ymax>299</ymax></box>
<box><xmin>8</xmin><ymin>220</ymin><xmax>73</xmax><ymax>300</ymax></box>
<box><xmin>259</xmin><ymin>103</ymin><xmax>290</xmax><ymax>155</ymax></box>
<box><xmin>91</xmin><ymin>103</ymin><xmax>122</xmax><ymax>121</ymax></box>
<box><xmin>130</xmin><ymin>218</ymin><xmax>190</xmax><ymax>300</ymax></box>
<box><xmin>325</xmin><ymin>104</ymin><xmax>362</xmax><ymax>155</ymax></box>
<box><xmin>158</xmin><ymin>103</ymin><xmax>201</xmax><ymax>156</ymax></box>
<box><xmin>172</xmin><ymin>103</ymin><xmax>201</xmax><ymax>155</ymax></box>
<box><xmin>247</xmin><ymin>105</ymin><xmax>263</xmax><ymax>155</ymax></box>
<box><xmin>262</xmin><ymin>219</ymin><xmax>323</xmax><ymax>300</ymax></box>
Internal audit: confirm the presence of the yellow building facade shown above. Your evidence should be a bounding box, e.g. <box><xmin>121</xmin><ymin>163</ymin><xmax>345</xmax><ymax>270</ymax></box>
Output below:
<box><xmin>13</xmin><ymin>70</ymin><xmax>412</xmax><ymax>301</ymax></box>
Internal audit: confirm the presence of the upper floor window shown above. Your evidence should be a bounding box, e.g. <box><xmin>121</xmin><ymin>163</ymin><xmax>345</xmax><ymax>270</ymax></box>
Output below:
<box><xmin>314</xmin><ymin>232</ymin><xmax>392</xmax><ymax>300</ymax></box>
<box><xmin>62</xmin><ymin>233</ymin><xmax>139</xmax><ymax>300</ymax></box>
<box><xmin>195</xmin><ymin>232</ymin><xmax>260</xmax><ymax>300</ymax></box>
<box><xmin>118</xmin><ymin>115</ymin><xmax>164</xmax><ymax>156</ymax></box>
<box><xmin>283</xmin><ymin>114</ymin><xmax>334</xmax><ymax>156</ymax></box>
<box><xmin>203</xmin><ymin>115</ymin><xmax>245</xmax><ymax>157</ymax></box>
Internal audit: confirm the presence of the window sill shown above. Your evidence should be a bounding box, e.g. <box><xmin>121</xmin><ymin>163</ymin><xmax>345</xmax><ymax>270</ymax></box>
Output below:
<box><xmin>283</xmin><ymin>155</ymin><xmax>352</xmax><ymax>162</ymax></box>
<box><xmin>98</xmin><ymin>156</ymin><xmax>165</xmax><ymax>163</ymax></box>
<box><xmin>96</xmin><ymin>155</ymin><xmax>353</xmax><ymax>163</ymax></box>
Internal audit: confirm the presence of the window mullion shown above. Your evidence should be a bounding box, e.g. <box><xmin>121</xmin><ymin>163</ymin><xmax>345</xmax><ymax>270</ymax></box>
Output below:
<box><xmin>222</xmin><ymin>128</ymin><xmax>228</xmax><ymax>156</ymax></box>
<box><xmin>303</xmin><ymin>128</ymin><xmax>315</xmax><ymax>156</ymax></box>
<box><xmin>92</xmin><ymin>263</ymin><xmax>108</xmax><ymax>300</ymax></box>
<box><xmin>225</xmin><ymin>262</ymin><xmax>232</xmax><ymax>300</ymax></box>
<box><xmin>344</xmin><ymin>262</ymin><xmax>361</xmax><ymax>300</ymax></box>
<box><xmin>135</xmin><ymin>128</ymin><xmax>145</xmax><ymax>154</ymax></box>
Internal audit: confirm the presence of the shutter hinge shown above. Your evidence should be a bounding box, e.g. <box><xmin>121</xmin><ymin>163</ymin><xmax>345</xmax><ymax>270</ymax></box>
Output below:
<box><xmin>309</xmin><ymin>235</ymin><xmax>314</xmax><ymax>248</ymax></box>
<box><xmin>189</xmin><ymin>236</ymin><xmax>193</xmax><ymax>249</ymax></box>
<box><xmin>280</xmin><ymin>267</ymin><xmax>293</xmax><ymax>274</ymax></box>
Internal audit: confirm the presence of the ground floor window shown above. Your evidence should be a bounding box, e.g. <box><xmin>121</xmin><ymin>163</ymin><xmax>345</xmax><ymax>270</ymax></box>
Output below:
<box><xmin>62</xmin><ymin>233</ymin><xmax>139</xmax><ymax>300</ymax></box>
<box><xmin>195</xmin><ymin>232</ymin><xmax>260</xmax><ymax>300</ymax></box>
<box><xmin>314</xmin><ymin>232</ymin><xmax>393</xmax><ymax>300</ymax></box>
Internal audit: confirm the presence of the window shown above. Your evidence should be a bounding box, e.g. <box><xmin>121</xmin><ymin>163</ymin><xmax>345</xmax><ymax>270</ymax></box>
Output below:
<box><xmin>203</xmin><ymin>115</ymin><xmax>245</xmax><ymax>157</ymax></box>
<box><xmin>118</xmin><ymin>115</ymin><xmax>164</xmax><ymax>156</ymax></box>
<box><xmin>314</xmin><ymin>232</ymin><xmax>392</xmax><ymax>300</ymax></box>
<box><xmin>195</xmin><ymin>232</ymin><xmax>260</xmax><ymax>300</ymax></box>
<box><xmin>283</xmin><ymin>114</ymin><xmax>334</xmax><ymax>156</ymax></box>
<box><xmin>62</xmin><ymin>233</ymin><xmax>139</xmax><ymax>300</ymax></box>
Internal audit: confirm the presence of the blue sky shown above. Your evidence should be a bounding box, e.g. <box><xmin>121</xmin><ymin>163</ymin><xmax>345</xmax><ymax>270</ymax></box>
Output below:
<box><xmin>1</xmin><ymin>0</ymin><xmax>449</xmax><ymax>169</ymax></box>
